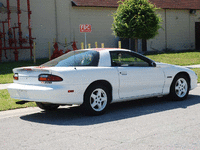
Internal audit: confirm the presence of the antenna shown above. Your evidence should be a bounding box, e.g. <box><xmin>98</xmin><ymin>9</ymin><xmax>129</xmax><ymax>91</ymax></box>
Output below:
<box><xmin>74</xmin><ymin>50</ymin><xmax>76</xmax><ymax>69</ymax></box>
<box><xmin>73</xmin><ymin>44</ymin><xmax>76</xmax><ymax>70</ymax></box>
<box><xmin>73</xmin><ymin>30</ymin><xmax>76</xmax><ymax>69</ymax></box>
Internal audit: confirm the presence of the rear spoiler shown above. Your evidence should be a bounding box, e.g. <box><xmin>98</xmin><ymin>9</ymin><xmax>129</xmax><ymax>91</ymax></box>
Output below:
<box><xmin>13</xmin><ymin>66</ymin><xmax>50</xmax><ymax>73</ymax></box>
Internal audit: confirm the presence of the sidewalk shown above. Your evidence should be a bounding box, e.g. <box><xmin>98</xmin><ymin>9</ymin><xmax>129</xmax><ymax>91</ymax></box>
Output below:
<box><xmin>0</xmin><ymin>64</ymin><xmax>200</xmax><ymax>90</ymax></box>
<box><xmin>184</xmin><ymin>64</ymin><xmax>200</xmax><ymax>69</ymax></box>
<box><xmin>0</xmin><ymin>84</ymin><xmax>11</xmax><ymax>90</ymax></box>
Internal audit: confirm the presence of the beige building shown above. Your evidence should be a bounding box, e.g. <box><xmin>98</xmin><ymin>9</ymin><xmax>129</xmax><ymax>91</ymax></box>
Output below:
<box><xmin>148</xmin><ymin>9</ymin><xmax>200</xmax><ymax>52</ymax></box>
<box><xmin>0</xmin><ymin>0</ymin><xmax>200</xmax><ymax>61</ymax></box>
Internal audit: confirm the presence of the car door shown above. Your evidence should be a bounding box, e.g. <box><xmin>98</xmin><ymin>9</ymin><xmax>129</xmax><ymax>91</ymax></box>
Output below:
<box><xmin>110</xmin><ymin>51</ymin><xmax>165</xmax><ymax>99</ymax></box>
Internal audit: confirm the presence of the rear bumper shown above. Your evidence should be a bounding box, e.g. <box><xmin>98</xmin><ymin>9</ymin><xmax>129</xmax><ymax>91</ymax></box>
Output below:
<box><xmin>7</xmin><ymin>83</ymin><xmax>84</xmax><ymax>105</ymax></box>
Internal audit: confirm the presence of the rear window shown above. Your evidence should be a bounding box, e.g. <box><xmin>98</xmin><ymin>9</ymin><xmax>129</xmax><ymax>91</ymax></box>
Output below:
<box><xmin>41</xmin><ymin>50</ymin><xmax>99</xmax><ymax>67</ymax></box>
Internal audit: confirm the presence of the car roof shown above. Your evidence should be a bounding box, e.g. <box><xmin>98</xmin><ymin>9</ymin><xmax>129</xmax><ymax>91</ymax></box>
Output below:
<box><xmin>83</xmin><ymin>48</ymin><xmax>131</xmax><ymax>52</ymax></box>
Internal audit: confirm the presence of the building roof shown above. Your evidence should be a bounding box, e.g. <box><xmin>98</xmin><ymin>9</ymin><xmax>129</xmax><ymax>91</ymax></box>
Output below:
<box><xmin>71</xmin><ymin>0</ymin><xmax>119</xmax><ymax>8</ymax></box>
<box><xmin>150</xmin><ymin>0</ymin><xmax>200</xmax><ymax>9</ymax></box>
<box><xmin>71</xmin><ymin>0</ymin><xmax>200</xmax><ymax>10</ymax></box>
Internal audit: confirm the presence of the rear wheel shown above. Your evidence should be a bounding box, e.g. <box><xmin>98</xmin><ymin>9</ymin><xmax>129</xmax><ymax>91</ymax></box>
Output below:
<box><xmin>36</xmin><ymin>102</ymin><xmax>59</xmax><ymax>111</ymax></box>
<box><xmin>169</xmin><ymin>74</ymin><xmax>189</xmax><ymax>100</ymax></box>
<box><xmin>83</xmin><ymin>84</ymin><xmax>111</xmax><ymax>115</ymax></box>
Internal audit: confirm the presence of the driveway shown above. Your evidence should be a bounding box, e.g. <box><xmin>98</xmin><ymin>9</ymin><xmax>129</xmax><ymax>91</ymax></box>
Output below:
<box><xmin>0</xmin><ymin>85</ymin><xmax>200</xmax><ymax>150</ymax></box>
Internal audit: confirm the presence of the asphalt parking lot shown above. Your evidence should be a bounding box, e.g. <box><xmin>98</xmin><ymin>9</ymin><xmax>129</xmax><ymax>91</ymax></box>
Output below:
<box><xmin>0</xmin><ymin>85</ymin><xmax>200</xmax><ymax>150</ymax></box>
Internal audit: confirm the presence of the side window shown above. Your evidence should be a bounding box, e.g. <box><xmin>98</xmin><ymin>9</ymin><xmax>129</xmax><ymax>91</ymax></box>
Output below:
<box><xmin>110</xmin><ymin>52</ymin><xmax>150</xmax><ymax>67</ymax></box>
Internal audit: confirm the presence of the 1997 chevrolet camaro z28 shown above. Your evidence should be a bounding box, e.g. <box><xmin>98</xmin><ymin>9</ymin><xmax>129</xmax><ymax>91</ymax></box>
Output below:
<box><xmin>8</xmin><ymin>48</ymin><xmax>198</xmax><ymax>115</ymax></box>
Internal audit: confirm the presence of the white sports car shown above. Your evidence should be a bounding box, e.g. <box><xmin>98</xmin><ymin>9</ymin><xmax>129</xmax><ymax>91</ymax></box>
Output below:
<box><xmin>8</xmin><ymin>48</ymin><xmax>198</xmax><ymax>115</ymax></box>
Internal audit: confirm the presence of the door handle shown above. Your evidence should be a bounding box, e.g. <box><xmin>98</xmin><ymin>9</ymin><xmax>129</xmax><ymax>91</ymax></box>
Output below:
<box><xmin>120</xmin><ymin>71</ymin><xmax>127</xmax><ymax>75</ymax></box>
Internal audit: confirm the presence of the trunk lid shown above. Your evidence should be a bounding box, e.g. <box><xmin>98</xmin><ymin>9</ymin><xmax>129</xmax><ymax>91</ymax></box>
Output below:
<box><xmin>13</xmin><ymin>66</ymin><xmax>51</xmax><ymax>84</ymax></box>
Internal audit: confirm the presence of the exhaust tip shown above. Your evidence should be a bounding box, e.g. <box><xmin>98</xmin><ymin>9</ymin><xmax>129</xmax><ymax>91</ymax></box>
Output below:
<box><xmin>16</xmin><ymin>101</ymin><xmax>30</xmax><ymax>105</ymax></box>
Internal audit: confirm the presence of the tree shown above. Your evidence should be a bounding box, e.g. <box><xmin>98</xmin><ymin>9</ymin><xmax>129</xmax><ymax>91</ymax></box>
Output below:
<box><xmin>112</xmin><ymin>0</ymin><xmax>162</xmax><ymax>51</ymax></box>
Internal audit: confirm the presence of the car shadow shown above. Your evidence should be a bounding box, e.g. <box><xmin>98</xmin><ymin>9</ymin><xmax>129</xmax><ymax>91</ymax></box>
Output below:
<box><xmin>20</xmin><ymin>94</ymin><xmax>200</xmax><ymax>126</ymax></box>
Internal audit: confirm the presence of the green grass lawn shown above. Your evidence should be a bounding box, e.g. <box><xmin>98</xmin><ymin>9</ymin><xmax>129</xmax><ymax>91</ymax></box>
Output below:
<box><xmin>0</xmin><ymin>59</ymin><xmax>48</xmax><ymax>111</ymax></box>
<box><xmin>0</xmin><ymin>89</ymin><xmax>36</xmax><ymax>111</ymax></box>
<box><xmin>0</xmin><ymin>58</ymin><xmax>48</xmax><ymax>84</ymax></box>
<box><xmin>146</xmin><ymin>51</ymin><xmax>200</xmax><ymax>66</ymax></box>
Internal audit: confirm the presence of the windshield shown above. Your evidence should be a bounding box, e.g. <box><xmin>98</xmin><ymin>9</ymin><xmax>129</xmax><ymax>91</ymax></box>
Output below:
<box><xmin>41</xmin><ymin>50</ymin><xmax>99</xmax><ymax>67</ymax></box>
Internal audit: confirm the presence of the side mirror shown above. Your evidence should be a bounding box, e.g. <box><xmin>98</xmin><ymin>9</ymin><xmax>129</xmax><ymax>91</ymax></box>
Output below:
<box><xmin>151</xmin><ymin>62</ymin><xmax>156</xmax><ymax>67</ymax></box>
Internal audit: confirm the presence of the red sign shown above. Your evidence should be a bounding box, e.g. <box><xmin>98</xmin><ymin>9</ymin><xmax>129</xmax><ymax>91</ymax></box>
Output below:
<box><xmin>80</xmin><ymin>24</ymin><xmax>92</xmax><ymax>33</ymax></box>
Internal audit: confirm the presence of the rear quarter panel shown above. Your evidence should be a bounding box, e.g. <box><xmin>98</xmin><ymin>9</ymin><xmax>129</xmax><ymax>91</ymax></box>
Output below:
<box><xmin>50</xmin><ymin>67</ymin><xmax>119</xmax><ymax>104</ymax></box>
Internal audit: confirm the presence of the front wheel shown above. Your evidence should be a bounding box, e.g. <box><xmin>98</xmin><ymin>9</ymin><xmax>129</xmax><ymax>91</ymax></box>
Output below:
<box><xmin>169</xmin><ymin>74</ymin><xmax>189</xmax><ymax>100</ymax></box>
<box><xmin>36</xmin><ymin>102</ymin><xmax>59</xmax><ymax>111</ymax></box>
<box><xmin>83</xmin><ymin>84</ymin><xmax>111</xmax><ymax>115</ymax></box>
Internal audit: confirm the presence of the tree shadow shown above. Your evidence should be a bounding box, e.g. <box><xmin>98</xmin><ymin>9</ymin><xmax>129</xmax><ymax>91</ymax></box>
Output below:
<box><xmin>20</xmin><ymin>94</ymin><xmax>200</xmax><ymax>126</ymax></box>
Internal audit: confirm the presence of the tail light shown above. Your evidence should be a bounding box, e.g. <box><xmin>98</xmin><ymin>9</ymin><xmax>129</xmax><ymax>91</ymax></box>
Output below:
<box><xmin>38</xmin><ymin>74</ymin><xmax>63</xmax><ymax>82</ymax></box>
<box><xmin>13</xmin><ymin>73</ymin><xmax>19</xmax><ymax>80</ymax></box>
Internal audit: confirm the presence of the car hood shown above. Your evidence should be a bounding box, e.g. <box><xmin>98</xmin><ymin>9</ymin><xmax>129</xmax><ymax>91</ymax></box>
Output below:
<box><xmin>156</xmin><ymin>62</ymin><xmax>186</xmax><ymax>69</ymax></box>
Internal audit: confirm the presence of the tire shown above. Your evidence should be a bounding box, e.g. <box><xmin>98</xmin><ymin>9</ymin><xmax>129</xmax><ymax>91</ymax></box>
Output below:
<box><xmin>83</xmin><ymin>84</ymin><xmax>111</xmax><ymax>116</ymax></box>
<box><xmin>169</xmin><ymin>74</ymin><xmax>189</xmax><ymax>101</ymax></box>
<box><xmin>36</xmin><ymin>102</ymin><xmax>59</xmax><ymax>111</ymax></box>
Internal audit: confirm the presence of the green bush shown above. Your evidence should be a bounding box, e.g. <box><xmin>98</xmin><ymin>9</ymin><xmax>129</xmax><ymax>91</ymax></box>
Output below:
<box><xmin>112</xmin><ymin>0</ymin><xmax>162</xmax><ymax>39</ymax></box>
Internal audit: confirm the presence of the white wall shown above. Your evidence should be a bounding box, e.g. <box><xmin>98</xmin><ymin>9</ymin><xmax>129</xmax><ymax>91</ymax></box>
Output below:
<box><xmin>147</xmin><ymin>9</ymin><xmax>166</xmax><ymax>51</ymax></box>
<box><xmin>0</xmin><ymin>0</ymin><xmax>56</xmax><ymax>61</ymax></box>
<box><xmin>167</xmin><ymin>9</ymin><xmax>191</xmax><ymax>50</ymax></box>
<box><xmin>0</xmin><ymin>0</ymin><xmax>118</xmax><ymax>61</ymax></box>
<box><xmin>147</xmin><ymin>9</ymin><xmax>200</xmax><ymax>51</ymax></box>
<box><xmin>190</xmin><ymin>10</ymin><xmax>200</xmax><ymax>49</ymax></box>
<box><xmin>0</xmin><ymin>0</ymin><xmax>31</xmax><ymax>61</ymax></box>
<box><xmin>31</xmin><ymin>0</ymin><xmax>56</xmax><ymax>59</ymax></box>
<box><xmin>70</xmin><ymin>7</ymin><xmax>118</xmax><ymax>49</ymax></box>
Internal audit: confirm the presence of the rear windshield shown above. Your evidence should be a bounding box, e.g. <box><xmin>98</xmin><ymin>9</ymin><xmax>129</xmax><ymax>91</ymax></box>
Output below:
<box><xmin>40</xmin><ymin>50</ymin><xmax>99</xmax><ymax>67</ymax></box>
